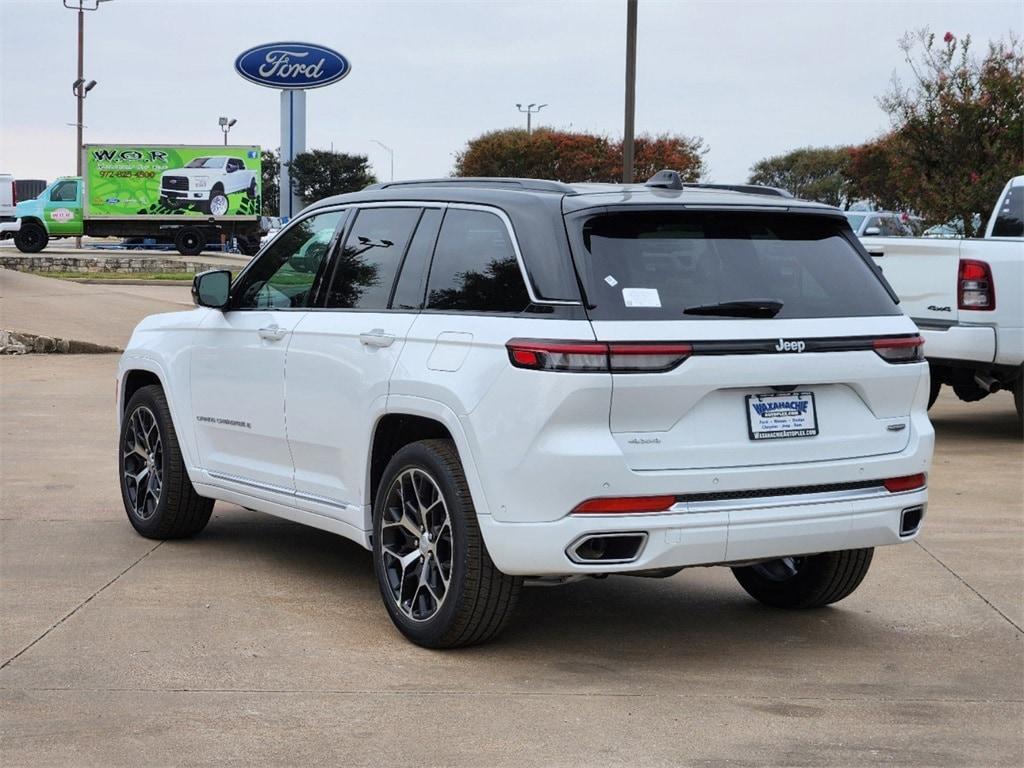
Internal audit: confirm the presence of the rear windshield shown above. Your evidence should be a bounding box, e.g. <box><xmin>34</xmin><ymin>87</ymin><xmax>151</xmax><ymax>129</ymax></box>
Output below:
<box><xmin>572</xmin><ymin>210</ymin><xmax>899</xmax><ymax>320</ymax></box>
<box><xmin>991</xmin><ymin>185</ymin><xmax>1023</xmax><ymax>237</ymax></box>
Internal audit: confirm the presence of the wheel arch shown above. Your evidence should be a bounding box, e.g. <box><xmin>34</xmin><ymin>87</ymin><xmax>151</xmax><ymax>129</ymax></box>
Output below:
<box><xmin>366</xmin><ymin>396</ymin><xmax>492</xmax><ymax>531</ymax></box>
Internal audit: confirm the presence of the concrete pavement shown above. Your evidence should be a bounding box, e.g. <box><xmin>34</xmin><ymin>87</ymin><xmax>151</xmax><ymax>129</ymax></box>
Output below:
<box><xmin>1</xmin><ymin>353</ymin><xmax>1021</xmax><ymax>766</ymax></box>
<box><xmin>0</xmin><ymin>269</ymin><xmax>193</xmax><ymax>349</ymax></box>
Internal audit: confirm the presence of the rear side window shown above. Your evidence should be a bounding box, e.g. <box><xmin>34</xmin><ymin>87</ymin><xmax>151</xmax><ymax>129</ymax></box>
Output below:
<box><xmin>992</xmin><ymin>185</ymin><xmax>1023</xmax><ymax>237</ymax></box>
<box><xmin>425</xmin><ymin>208</ymin><xmax>530</xmax><ymax>313</ymax></box>
<box><xmin>392</xmin><ymin>208</ymin><xmax>442</xmax><ymax>310</ymax></box>
<box><xmin>324</xmin><ymin>207</ymin><xmax>421</xmax><ymax>309</ymax></box>
<box><xmin>572</xmin><ymin>210</ymin><xmax>900</xmax><ymax>320</ymax></box>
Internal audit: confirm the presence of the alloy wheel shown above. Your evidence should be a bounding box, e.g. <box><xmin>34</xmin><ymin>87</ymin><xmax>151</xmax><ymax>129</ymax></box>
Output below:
<box><xmin>122</xmin><ymin>406</ymin><xmax>163</xmax><ymax>520</ymax></box>
<box><xmin>209</xmin><ymin>195</ymin><xmax>229</xmax><ymax>216</ymax></box>
<box><xmin>379</xmin><ymin>468</ymin><xmax>454</xmax><ymax>622</ymax></box>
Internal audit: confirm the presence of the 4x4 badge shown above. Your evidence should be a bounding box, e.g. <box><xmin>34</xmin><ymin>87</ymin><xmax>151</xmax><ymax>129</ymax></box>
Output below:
<box><xmin>775</xmin><ymin>339</ymin><xmax>806</xmax><ymax>353</ymax></box>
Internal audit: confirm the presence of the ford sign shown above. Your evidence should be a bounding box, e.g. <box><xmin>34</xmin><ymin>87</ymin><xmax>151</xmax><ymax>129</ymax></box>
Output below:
<box><xmin>234</xmin><ymin>42</ymin><xmax>350</xmax><ymax>90</ymax></box>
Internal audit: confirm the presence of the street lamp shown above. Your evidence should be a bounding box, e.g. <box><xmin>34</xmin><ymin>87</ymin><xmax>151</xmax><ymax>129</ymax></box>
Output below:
<box><xmin>371</xmin><ymin>139</ymin><xmax>394</xmax><ymax>182</ymax></box>
<box><xmin>515</xmin><ymin>103</ymin><xmax>547</xmax><ymax>134</ymax></box>
<box><xmin>65</xmin><ymin>0</ymin><xmax>112</xmax><ymax>248</ymax></box>
<box><xmin>219</xmin><ymin>116</ymin><xmax>237</xmax><ymax>146</ymax></box>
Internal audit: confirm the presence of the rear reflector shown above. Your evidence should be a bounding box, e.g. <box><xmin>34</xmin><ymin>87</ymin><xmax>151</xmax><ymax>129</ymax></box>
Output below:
<box><xmin>958</xmin><ymin>259</ymin><xmax>995</xmax><ymax>310</ymax></box>
<box><xmin>884</xmin><ymin>473</ymin><xmax>926</xmax><ymax>493</ymax></box>
<box><xmin>572</xmin><ymin>495</ymin><xmax>677</xmax><ymax>514</ymax></box>
<box><xmin>873</xmin><ymin>335</ymin><xmax>924</xmax><ymax>363</ymax></box>
<box><xmin>507</xmin><ymin>339</ymin><xmax>691</xmax><ymax>373</ymax></box>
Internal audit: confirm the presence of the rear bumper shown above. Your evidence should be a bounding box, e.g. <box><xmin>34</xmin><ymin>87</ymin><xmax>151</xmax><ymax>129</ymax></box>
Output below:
<box><xmin>918</xmin><ymin>322</ymin><xmax>996</xmax><ymax>364</ymax></box>
<box><xmin>480</xmin><ymin>487</ymin><xmax>927</xmax><ymax>576</ymax></box>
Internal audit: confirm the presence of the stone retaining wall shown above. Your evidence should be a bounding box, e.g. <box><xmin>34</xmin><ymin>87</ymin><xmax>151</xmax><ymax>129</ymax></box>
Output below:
<box><xmin>0</xmin><ymin>255</ymin><xmax>230</xmax><ymax>274</ymax></box>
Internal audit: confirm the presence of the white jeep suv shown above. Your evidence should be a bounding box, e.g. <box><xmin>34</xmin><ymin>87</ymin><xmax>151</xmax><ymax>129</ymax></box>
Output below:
<box><xmin>117</xmin><ymin>172</ymin><xmax>934</xmax><ymax>647</ymax></box>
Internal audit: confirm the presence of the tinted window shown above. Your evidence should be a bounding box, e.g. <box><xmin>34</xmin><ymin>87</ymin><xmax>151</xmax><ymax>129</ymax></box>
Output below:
<box><xmin>51</xmin><ymin>181</ymin><xmax>77</xmax><ymax>202</ymax></box>
<box><xmin>425</xmin><ymin>209</ymin><xmax>530</xmax><ymax>313</ymax></box>
<box><xmin>392</xmin><ymin>208</ymin><xmax>442</xmax><ymax>310</ymax></box>
<box><xmin>992</xmin><ymin>186</ymin><xmax>1024</xmax><ymax>237</ymax></box>
<box><xmin>573</xmin><ymin>211</ymin><xmax>900</xmax><ymax>320</ymax></box>
<box><xmin>324</xmin><ymin>207</ymin><xmax>421</xmax><ymax>309</ymax></box>
<box><xmin>234</xmin><ymin>209</ymin><xmax>345</xmax><ymax>309</ymax></box>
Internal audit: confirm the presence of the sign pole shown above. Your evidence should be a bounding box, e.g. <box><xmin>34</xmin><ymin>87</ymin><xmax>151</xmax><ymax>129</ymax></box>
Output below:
<box><xmin>279</xmin><ymin>89</ymin><xmax>306</xmax><ymax>220</ymax></box>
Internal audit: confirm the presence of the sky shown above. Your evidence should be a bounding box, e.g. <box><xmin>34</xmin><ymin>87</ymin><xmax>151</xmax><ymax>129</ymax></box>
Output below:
<box><xmin>0</xmin><ymin>0</ymin><xmax>1020</xmax><ymax>185</ymax></box>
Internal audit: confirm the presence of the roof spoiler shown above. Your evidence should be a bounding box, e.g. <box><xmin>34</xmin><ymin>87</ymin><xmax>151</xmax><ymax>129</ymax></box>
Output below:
<box><xmin>645</xmin><ymin>169</ymin><xmax>793</xmax><ymax>198</ymax></box>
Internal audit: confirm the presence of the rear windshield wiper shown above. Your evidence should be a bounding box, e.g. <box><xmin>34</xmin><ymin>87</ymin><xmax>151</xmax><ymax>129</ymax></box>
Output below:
<box><xmin>683</xmin><ymin>299</ymin><xmax>784</xmax><ymax>318</ymax></box>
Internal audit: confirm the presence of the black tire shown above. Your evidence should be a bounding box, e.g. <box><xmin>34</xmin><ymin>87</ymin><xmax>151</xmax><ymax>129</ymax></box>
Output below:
<box><xmin>14</xmin><ymin>221</ymin><xmax>48</xmax><ymax>253</ymax></box>
<box><xmin>732</xmin><ymin>548</ymin><xmax>874</xmax><ymax>609</ymax></box>
<box><xmin>1013</xmin><ymin>369</ymin><xmax>1023</xmax><ymax>437</ymax></box>
<box><xmin>927</xmin><ymin>376</ymin><xmax>942</xmax><ymax>410</ymax></box>
<box><xmin>246</xmin><ymin>178</ymin><xmax>257</xmax><ymax>199</ymax></box>
<box><xmin>119</xmin><ymin>384</ymin><xmax>213</xmax><ymax>539</ymax></box>
<box><xmin>372</xmin><ymin>439</ymin><xmax>522</xmax><ymax>648</ymax></box>
<box><xmin>174</xmin><ymin>227</ymin><xmax>204</xmax><ymax>256</ymax></box>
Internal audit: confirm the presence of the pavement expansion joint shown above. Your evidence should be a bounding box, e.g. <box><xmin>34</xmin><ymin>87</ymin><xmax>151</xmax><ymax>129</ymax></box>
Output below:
<box><xmin>0</xmin><ymin>540</ymin><xmax>164</xmax><ymax>670</ymax></box>
<box><xmin>913</xmin><ymin>540</ymin><xmax>1023</xmax><ymax>635</ymax></box>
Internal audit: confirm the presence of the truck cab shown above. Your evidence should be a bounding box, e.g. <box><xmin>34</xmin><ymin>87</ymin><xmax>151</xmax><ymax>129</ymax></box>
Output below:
<box><xmin>12</xmin><ymin>177</ymin><xmax>83</xmax><ymax>252</ymax></box>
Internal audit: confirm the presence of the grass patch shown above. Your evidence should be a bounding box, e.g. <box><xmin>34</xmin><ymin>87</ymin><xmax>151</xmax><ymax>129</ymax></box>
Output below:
<box><xmin>30</xmin><ymin>270</ymin><xmax>234</xmax><ymax>282</ymax></box>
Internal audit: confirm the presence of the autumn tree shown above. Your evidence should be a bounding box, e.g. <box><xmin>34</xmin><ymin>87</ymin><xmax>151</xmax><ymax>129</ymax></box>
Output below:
<box><xmin>288</xmin><ymin>149</ymin><xmax>377</xmax><ymax>204</ymax></box>
<box><xmin>845</xmin><ymin>135</ymin><xmax>910</xmax><ymax>212</ymax></box>
<box><xmin>748</xmin><ymin>146</ymin><xmax>853</xmax><ymax>207</ymax></box>
<box><xmin>260</xmin><ymin>148</ymin><xmax>280</xmax><ymax>216</ymax></box>
<box><xmin>879</xmin><ymin>29</ymin><xmax>1024</xmax><ymax>236</ymax></box>
<box><xmin>454</xmin><ymin>128</ymin><xmax>705</xmax><ymax>182</ymax></box>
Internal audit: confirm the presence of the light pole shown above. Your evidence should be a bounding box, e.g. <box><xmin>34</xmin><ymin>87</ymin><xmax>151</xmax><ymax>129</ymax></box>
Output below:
<box><xmin>622</xmin><ymin>0</ymin><xmax>638</xmax><ymax>183</ymax></box>
<box><xmin>219</xmin><ymin>116</ymin><xmax>237</xmax><ymax>146</ymax></box>
<box><xmin>515</xmin><ymin>103</ymin><xmax>547</xmax><ymax>134</ymax></box>
<box><xmin>65</xmin><ymin>0</ymin><xmax>111</xmax><ymax>248</ymax></box>
<box><xmin>371</xmin><ymin>139</ymin><xmax>394</xmax><ymax>181</ymax></box>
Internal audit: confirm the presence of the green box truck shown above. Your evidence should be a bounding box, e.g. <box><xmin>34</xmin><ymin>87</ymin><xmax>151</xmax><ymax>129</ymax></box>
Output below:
<box><xmin>9</xmin><ymin>144</ymin><xmax>263</xmax><ymax>256</ymax></box>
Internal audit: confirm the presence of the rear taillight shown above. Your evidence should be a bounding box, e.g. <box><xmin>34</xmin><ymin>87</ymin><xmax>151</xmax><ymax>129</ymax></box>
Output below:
<box><xmin>884</xmin><ymin>473</ymin><xmax>926</xmax><ymax>493</ymax></box>
<box><xmin>507</xmin><ymin>339</ymin><xmax>691</xmax><ymax>373</ymax></box>
<box><xmin>572</xmin><ymin>495</ymin><xmax>677</xmax><ymax>514</ymax></box>
<box><xmin>873</xmin><ymin>335</ymin><xmax>924</xmax><ymax>363</ymax></box>
<box><xmin>958</xmin><ymin>259</ymin><xmax>995</xmax><ymax>311</ymax></box>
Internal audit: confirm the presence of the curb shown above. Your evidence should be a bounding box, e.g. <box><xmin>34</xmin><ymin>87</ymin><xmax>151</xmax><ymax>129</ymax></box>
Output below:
<box><xmin>1</xmin><ymin>330</ymin><xmax>121</xmax><ymax>355</ymax></box>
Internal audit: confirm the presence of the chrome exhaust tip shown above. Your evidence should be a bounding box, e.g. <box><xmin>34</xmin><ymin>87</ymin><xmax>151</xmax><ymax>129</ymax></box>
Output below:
<box><xmin>567</xmin><ymin>532</ymin><xmax>648</xmax><ymax>564</ymax></box>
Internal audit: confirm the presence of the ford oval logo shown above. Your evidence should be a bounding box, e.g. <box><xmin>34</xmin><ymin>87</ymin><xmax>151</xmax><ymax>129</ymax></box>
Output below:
<box><xmin>234</xmin><ymin>42</ymin><xmax>350</xmax><ymax>90</ymax></box>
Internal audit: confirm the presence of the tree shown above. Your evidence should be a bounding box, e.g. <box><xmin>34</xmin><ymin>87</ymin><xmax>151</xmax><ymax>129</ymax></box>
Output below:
<box><xmin>261</xmin><ymin>148</ymin><xmax>279</xmax><ymax>216</ymax></box>
<box><xmin>879</xmin><ymin>29</ymin><xmax>1024</xmax><ymax>236</ymax></box>
<box><xmin>453</xmin><ymin>128</ymin><xmax>705</xmax><ymax>182</ymax></box>
<box><xmin>748</xmin><ymin>146</ymin><xmax>853</xmax><ymax>207</ymax></box>
<box><xmin>846</xmin><ymin>135</ymin><xmax>910</xmax><ymax>212</ymax></box>
<box><xmin>287</xmin><ymin>149</ymin><xmax>377</xmax><ymax>203</ymax></box>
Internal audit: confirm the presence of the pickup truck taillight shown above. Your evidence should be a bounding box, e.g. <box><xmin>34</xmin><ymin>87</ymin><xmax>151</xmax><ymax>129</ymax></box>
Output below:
<box><xmin>958</xmin><ymin>259</ymin><xmax>995</xmax><ymax>311</ymax></box>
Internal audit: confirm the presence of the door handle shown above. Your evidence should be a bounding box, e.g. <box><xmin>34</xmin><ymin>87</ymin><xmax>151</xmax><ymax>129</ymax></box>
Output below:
<box><xmin>258</xmin><ymin>324</ymin><xmax>289</xmax><ymax>341</ymax></box>
<box><xmin>359</xmin><ymin>329</ymin><xmax>396</xmax><ymax>348</ymax></box>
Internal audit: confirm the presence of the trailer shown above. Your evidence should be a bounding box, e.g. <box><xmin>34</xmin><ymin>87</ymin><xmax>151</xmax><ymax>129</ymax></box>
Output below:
<box><xmin>10</xmin><ymin>144</ymin><xmax>264</xmax><ymax>256</ymax></box>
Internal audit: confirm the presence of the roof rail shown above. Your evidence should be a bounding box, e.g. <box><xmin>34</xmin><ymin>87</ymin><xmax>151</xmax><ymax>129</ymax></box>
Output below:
<box><xmin>366</xmin><ymin>177</ymin><xmax>577</xmax><ymax>194</ymax></box>
<box><xmin>644</xmin><ymin>169</ymin><xmax>792</xmax><ymax>198</ymax></box>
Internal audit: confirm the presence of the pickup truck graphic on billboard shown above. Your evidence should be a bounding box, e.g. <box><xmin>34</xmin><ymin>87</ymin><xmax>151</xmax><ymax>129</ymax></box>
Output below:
<box><xmin>85</xmin><ymin>145</ymin><xmax>261</xmax><ymax>218</ymax></box>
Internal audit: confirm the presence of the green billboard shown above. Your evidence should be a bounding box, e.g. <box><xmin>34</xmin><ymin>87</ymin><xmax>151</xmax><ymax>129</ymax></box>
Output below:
<box><xmin>84</xmin><ymin>145</ymin><xmax>262</xmax><ymax>219</ymax></box>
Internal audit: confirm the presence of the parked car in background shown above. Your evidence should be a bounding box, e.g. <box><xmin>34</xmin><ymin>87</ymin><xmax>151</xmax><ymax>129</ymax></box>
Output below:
<box><xmin>0</xmin><ymin>173</ymin><xmax>21</xmax><ymax>238</ymax></box>
<box><xmin>845</xmin><ymin>211</ymin><xmax>914</xmax><ymax>238</ymax></box>
<box><xmin>922</xmin><ymin>214</ymin><xmax>984</xmax><ymax>239</ymax></box>
<box><xmin>117</xmin><ymin>171</ymin><xmax>934</xmax><ymax>648</ymax></box>
<box><xmin>260</xmin><ymin>216</ymin><xmax>285</xmax><ymax>248</ymax></box>
<box><xmin>861</xmin><ymin>176</ymin><xmax>1023</xmax><ymax>431</ymax></box>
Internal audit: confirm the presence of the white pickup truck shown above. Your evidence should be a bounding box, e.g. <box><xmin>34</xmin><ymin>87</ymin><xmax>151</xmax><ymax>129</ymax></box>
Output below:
<box><xmin>862</xmin><ymin>176</ymin><xmax>1023</xmax><ymax>432</ymax></box>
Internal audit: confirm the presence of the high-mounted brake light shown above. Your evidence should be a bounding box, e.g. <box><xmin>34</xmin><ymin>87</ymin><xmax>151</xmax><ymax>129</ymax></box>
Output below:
<box><xmin>507</xmin><ymin>339</ymin><xmax>691</xmax><ymax>373</ymax></box>
<box><xmin>958</xmin><ymin>259</ymin><xmax>995</xmax><ymax>311</ymax></box>
<box><xmin>884</xmin><ymin>473</ymin><xmax>926</xmax><ymax>493</ymax></box>
<box><xmin>572</xmin><ymin>495</ymin><xmax>678</xmax><ymax>514</ymax></box>
<box><xmin>873</xmin><ymin>335</ymin><xmax>924</xmax><ymax>363</ymax></box>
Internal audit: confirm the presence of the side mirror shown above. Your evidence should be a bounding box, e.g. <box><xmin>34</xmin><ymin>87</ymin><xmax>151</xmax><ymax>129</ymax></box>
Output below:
<box><xmin>192</xmin><ymin>269</ymin><xmax>231</xmax><ymax>309</ymax></box>
<box><xmin>864</xmin><ymin>226</ymin><xmax>881</xmax><ymax>236</ymax></box>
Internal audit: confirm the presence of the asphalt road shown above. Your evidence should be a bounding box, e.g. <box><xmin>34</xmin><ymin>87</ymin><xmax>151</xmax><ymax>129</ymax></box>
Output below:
<box><xmin>0</xmin><ymin>352</ymin><xmax>1021</xmax><ymax>767</ymax></box>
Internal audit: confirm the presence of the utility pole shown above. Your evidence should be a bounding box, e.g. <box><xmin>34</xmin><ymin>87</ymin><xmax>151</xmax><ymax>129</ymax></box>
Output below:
<box><xmin>65</xmin><ymin>0</ymin><xmax>111</xmax><ymax>248</ymax></box>
<box><xmin>622</xmin><ymin>0</ymin><xmax>638</xmax><ymax>183</ymax></box>
<box><xmin>515</xmin><ymin>103</ymin><xmax>547</xmax><ymax>134</ymax></box>
<box><xmin>371</xmin><ymin>140</ymin><xmax>395</xmax><ymax>181</ymax></box>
